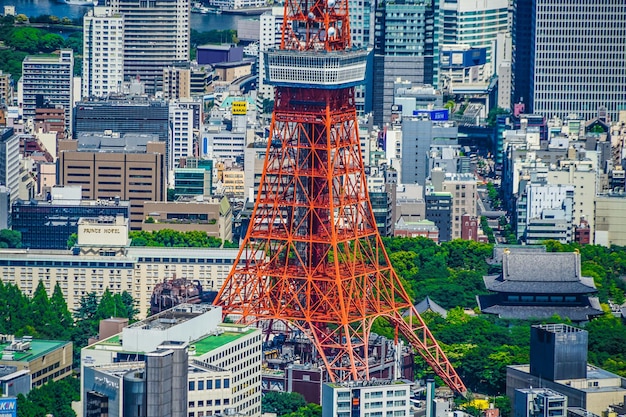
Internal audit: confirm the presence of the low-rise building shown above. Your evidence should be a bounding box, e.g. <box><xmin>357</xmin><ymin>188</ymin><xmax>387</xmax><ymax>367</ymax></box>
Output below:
<box><xmin>142</xmin><ymin>197</ymin><xmax>233</xmax><ymax>243</ymax></box>
<box><xmin>322</xmin><ymin>380</ymin><xmax>413</xmax><ymax>417</ymax></box>
<box><xmin>0</xmin><ymin>335</ymin><xmax>72</xmax><ymax>388</ymax></box>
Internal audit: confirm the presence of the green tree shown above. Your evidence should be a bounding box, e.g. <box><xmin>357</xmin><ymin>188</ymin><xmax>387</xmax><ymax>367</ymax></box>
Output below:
<box><xmin>0</xmin><ymin>229</ymin><xmax>22</xmax><ymax>248</ymax></box>
<box><xmin>50</xmin><ymin>283</ymin><xmax>74</xmax><ymax>340</ymax></box>
<box><xmin>262</xmin><ymin>392</ymin><xmax>307</xmax><ymax>416</ymax></box>
<box><xmin>30</xmin><ymin>281</ymin><xmax>54</xmax><ymax>338</ymax></box>
<box><xmin>284</xmin><ymin>403</ymin><xmax>322</xmax><ymax>417</ymax></box>
<box><xmin>6</xmin><ymin>27</ymin><xmax>42</xmax><ymax>53</ymax></box>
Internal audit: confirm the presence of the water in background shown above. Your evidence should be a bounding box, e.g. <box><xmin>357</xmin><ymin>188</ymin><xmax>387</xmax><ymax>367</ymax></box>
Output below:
<box><xmin>0</xmin><ymin>0</ymin><xmax>246</xmax><ymax>32</ymax></box>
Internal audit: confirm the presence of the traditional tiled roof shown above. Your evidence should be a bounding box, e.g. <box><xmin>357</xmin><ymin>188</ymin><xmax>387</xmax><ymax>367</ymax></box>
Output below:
<box><xmin>489</xmin><ymin>245</ymin><xmax>546</xmax><ymax>264</ymax></box>
<box><xmin>477</xmin><ymin>295</ymin><xmax>603</xmax><ymax>322</ymax></box>
<box><xmin>413</xmin><ymin>296</ymin><xmax>448</xmax><ymax>318</ymax></box>
<box><xmin>483</xmin><ymin>251</ymin><xmax>597</xmax><ymax>294</ymax></box>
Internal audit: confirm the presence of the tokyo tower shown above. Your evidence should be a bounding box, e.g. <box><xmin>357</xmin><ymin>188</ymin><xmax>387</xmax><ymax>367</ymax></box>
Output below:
<box><xmin>214</xmin><ymin>0</ymin><xmax>466</xmax><ymax>395</ymax></box>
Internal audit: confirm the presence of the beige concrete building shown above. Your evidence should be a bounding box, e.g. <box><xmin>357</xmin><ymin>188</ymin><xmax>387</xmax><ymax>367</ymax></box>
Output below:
<box><xmin>163</xmin><ymin>66</ymin><xmax>191</xmax><ymax>100</ymax></box>
<box><xmin>142</xmin><ymin>197</ymin><xmax>233</xmax><ymax>242</ymax></box>
<box><xmin>0</xmin><ymin>335</ymin><xmax>72</xmax><ymax>388</ymax></box>
<box><xmin>594</xmin><ymin>194</ymin><xmax>626</xmax><ymax>247</ymax></box>
<box><xmin>440</xmin><ymin>173</ymin><xmax>477</xmax><ymax>239</ymax></box>
<box><xmin>57</xmin><ymin>133</ymin><xmax>167</xmax><ymax>229</ymax></box>
<box><xmin>222</xmin><ymin>168</ymin><xmax>245</xmax><ymax>197</ymax></box>
<box><xmin>0</xmin><ymin>217</ymin><xmax>242</xmax><ymax>318</ymax></box>
<box><xmin>213</xmin><ymin>61</ymin><xmax>252</xmax><ymax>83</ymax></box>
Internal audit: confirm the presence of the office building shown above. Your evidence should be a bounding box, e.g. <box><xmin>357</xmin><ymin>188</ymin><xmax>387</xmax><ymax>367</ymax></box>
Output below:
<box><xmin>21</xmin><ymin>50</ymin><xmax>73</xmax><ymax>134</ymax></box>
<box><xmin>0</xmin><ymin>335</ymin><xmax>72</xmax><ymax>388</ymax></box>
<box><xmin>514</xmin><ymin>388</ymin><xmax>567</xmax><ymax>417</ymax></box>
<box><xmin>169</xmin><ymin>101</ymin><xmax>196</xmax><ymax>171</ymax></box>
<box><xmin>507</xmin><ymin>324</ymin><xmax>626</xmax><ymax>416</ymax></box>
<box><xmin>0</xmin><ymin>128</ymin><xmax>19</xmax><ymax>209</ymax></box>
<box><xmin>527</xmin><ymin>0</ymin><xmax>626</xmax><ymax>121</ymax></box>
<box><xmin>322</xmin><ymin>380</ymin><xmax>413</xmax><ymax>417</ymax></box>
<box><xmin>173</xmin><ymin>168</ymin><xmax>211</xmax><ymax>198</ymax></box>
<box><xmin>57</xmin><ymin>133</ymin><xmax>166</xmax><ymax>229</ymax></box>
<box><xmin>594</xmin><ymin>194</ymin><xmax>626</xmax><ymax>247</ymax></box>
<box><xmin>0</xmin><ymin>218</ymin><xmax>243</xmax><ymax>316</ymax></box>
<box><xmin>0</xmin><ymin>366</ymin><xmax>30</xmax><ymax>397</ymax></box>
<box><xmin>438</xmin><ymin>173</ymin><xmax>477</xmax><ymax>240</ymax></box>
<box><xmin>74</xmin><ymin>98</ymin><xmax>169</xmax><ymax>142</ymax></box>
<box><xmin>142</xmin><ymin>198</ymin><xmax>233</xmax><ymax>242</ymax></box>
<box><xmin>400</xmin><ymin>117</ymin><xmax>458</xmax><ymax>186</ymax></box>
<box><xmin>82</xmin><ymin>304</ymin><xmax>262</xmax><ymax>417</ymax></box>
<box><xmin>439</xmin><ymin>0</ymin><xmax>509</xmax><ymax>78</ymax></box>
<box><xmin>82</xmin><ymin>7</ymin><xmax>125</xmax><ymax>99</ymax></box>
<box><xmin>512</xmin><ymin>0</ymin><xmax>532</xmax><ymax>107</ymax></box>
<box><xmin>372</xmin><ymin>0</ymin><xmax>435</xmax><ymax>126</ymax></box>
<box><xmin>12</xmin><ymin>189</ymin><xmax>130</xmax><ymax>250</ymax></box>
<box><xmin>425</xmin><ymin>192</ymin><xmax>452</xmax><ymax>242</ymax></box>
<box><xmin>106</xmin><ymin>0</ymin><xmax>190</xmax><ymax>95</ymax></box>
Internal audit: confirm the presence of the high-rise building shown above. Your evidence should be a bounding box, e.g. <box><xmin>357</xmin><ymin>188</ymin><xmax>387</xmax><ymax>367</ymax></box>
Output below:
<box><xmin>83</xmin><ymin>7</ymin><xmax>124</xmax><ymax>99</ymax></box>
<box><xmin>0</xmin><ymin>128</ymin><xmax>19</xmax><ymax>210</ymax></box>
<box><xmin>163</xmin><ymin>67</ymin><xmax>191</xmax><ymax>100</ymax></box>
<box><xmin>512</xmin><ymin>0</ymin><xmax>532</xmax><ymax>107</ymax></box>
<box><xmin>0</xmin><ymin>71</ymin><xmax>13</xmax><ymax>106</ymax></box>
<box><xmin>440</xmin><ymin>0</ymin><xmax>509</xmax><ymax>77</ymax></box>
<box><xmin>57</xmin><ymin>133</ymin><xmax>166</xmax><ymax>229</ymax></box>
<box><xmin>528</xmin><ymin>0</ymin><xmax>626</xmax><ymax>121</ymax></box>
<box><xmin>400</xmin><ymin>117</ymin><xmax>458</xmax><ymax>186</ymax></box>
<box><xmin>258</xmin><ymin>7</ymin><xmax>284</xmax><ymax>100</ymax></box>
<box><xmin>372</xmin><ymin>0</ymin><xmax>436</xmax><ymax>126</ymax></box>
<box><xmin>168</xmin><ymin>101</ymin><xmax>195</xmax><ymax>171</ymax></box>
<box><xmin>105</xmin><ymin>0</ymin><xmax>190</xmax><ymax>95</ymax></box>
<box><xmin>21</xmin><ymin>50</ymin><xmax>73</xmax><ymax>134</ymax></box>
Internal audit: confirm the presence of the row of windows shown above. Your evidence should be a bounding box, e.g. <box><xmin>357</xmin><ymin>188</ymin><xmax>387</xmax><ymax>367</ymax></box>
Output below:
<box><xmin>189</xmin><ymin>378</ymin><xmax>230</xmax><ymax>391</ymax></box>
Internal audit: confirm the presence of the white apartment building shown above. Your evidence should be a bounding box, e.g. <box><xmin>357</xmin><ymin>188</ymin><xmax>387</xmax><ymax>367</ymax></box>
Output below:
<box><xmin>169</xmin><ymin>100</ymin><xmax>196</xmax><ymax>172</ymax></box>
<box><xmin>107</xmin><ymin>0</ymin><xmax>190</xmax><ymax>95</ymax></box>
<box><xmin>322</xmin><ymin>380</ymin><xmax>413</xmax><ymax>417</ymax></box>
<box><xmin>258</xmin><ymin>7</ymin><xmax>284</xmax><ymax>99</ymax></box>
<box><xmin>82</xmin><ymin>7</ymin><xmax>124</xmax><ymax>99</ymax></box>
<box><xmin>21</xmin><ymin>50</ymin><xmax>74</xmax><ymax>134</ymax></box>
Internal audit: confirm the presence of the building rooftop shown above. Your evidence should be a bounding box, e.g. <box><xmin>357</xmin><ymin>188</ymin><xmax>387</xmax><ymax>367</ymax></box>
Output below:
<box><xmin>326</xmin><ymin>379</ymin><xmax>412</xmax><ymax>389</ymax></box>
<box><xmin>510</xmin><ymin>364</ymin><xmax>626</xmax><ymax>393</ymax></box>
<box><xmin>191</xmin><ymin>327</ymin><xmax>256</xmax><ymax>357</ymax></box>
<box><xmin>0</xmin><ymin>338</ymin><xmax>70</xmax><ymax>363</ymax></box>
<box><xmin>484</xmin><ymin>251</ymin><xmax>596</xmax><ymax>294</ymax></box>
<box><xmin>76</xmin><ymin>132</ymin><xmax>160</xmax><ymax>152</ymax></box>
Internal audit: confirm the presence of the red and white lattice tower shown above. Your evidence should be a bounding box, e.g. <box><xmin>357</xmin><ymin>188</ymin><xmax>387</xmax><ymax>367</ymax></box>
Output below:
<box><xmin>214</xmin><ymin>0</ymin><xmax>466</xmax><ymax>395</ymax></box>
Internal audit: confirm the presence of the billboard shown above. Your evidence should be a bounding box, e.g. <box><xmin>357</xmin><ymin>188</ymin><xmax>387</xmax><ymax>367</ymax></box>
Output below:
<box><xmin>413</xmin><ymin>109</ymin><xmax>449</xmax><ymax>121</ymax></box>
<box><xmin>232</xmin><ymin>101</ymin><xmax>247</xmax><ymax>115</ymax></box>
<box><xmin>0</xmin><ymin>398</ymin><xmax>17</xmax><ymax>417</ymax></box>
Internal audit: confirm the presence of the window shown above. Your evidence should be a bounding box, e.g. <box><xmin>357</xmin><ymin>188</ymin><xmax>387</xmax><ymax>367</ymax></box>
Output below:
<box><xmin>198</xmin><ymin>380</ymin><xmax>204</xmax><ymax>390</ymax></box>
<box><xmin>189</xmin><ymin>381</ymin><xmax>195</xmax><ymax>391</ymax></box>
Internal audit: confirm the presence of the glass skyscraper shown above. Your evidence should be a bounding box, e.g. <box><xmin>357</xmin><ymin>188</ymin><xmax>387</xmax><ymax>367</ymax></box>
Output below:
<box><xmin>529</xmin><ymin>0</ymin><xmax>626</xmax><ymax>121</ymax></box>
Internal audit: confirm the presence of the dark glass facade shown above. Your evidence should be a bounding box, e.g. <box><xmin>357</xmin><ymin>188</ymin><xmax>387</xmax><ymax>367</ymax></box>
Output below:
<box><xmin>73</xmin><ymin>100</ymin><xmax>169</xmax><ymax>142</ymax></box>
<box><xmin>11</xmin><ymin>201</ymin><xmax>130</xmax><ymax>249</ymax></box>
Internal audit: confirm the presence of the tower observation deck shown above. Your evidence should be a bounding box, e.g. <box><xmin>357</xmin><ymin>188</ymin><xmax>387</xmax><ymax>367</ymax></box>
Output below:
<box><xmin>214</xmin><ymin>0</ymin><xmax>467</xmax><ymax>396</ymax></box>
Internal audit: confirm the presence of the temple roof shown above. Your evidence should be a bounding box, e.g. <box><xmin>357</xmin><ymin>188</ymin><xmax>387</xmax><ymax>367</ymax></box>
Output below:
<box><xmin>477</xmin><ymin>295</ymin><xmax>603</xmax><ymax>322</ymax></box>
<box><xmin>413</xmin><ymin>296</ymin><xmax>448</xmax><ymax>318</ymax></box>
<box><xmin>483</xmin><ymin>251</ymin><xmax>597</xmax><ymax>294</ymax></box>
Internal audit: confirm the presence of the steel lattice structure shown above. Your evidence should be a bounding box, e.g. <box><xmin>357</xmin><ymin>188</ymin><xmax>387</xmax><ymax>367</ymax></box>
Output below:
<box><xmin>214</xmin><ymin>0</ymin><xmax>467</xmax><ymax>396</ymax></box>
